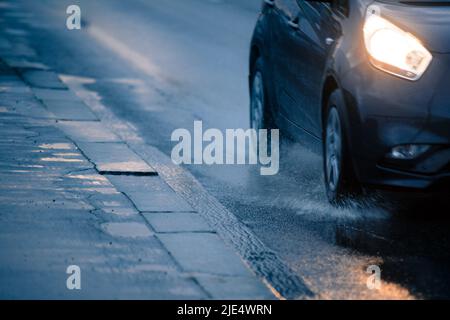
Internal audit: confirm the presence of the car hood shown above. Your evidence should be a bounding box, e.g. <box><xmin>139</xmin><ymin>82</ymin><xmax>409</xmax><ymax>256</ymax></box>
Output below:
<box><xmin>374</xmin><ymin>1</ymin><xmax>450</xmax><ymax>53</ymax></box>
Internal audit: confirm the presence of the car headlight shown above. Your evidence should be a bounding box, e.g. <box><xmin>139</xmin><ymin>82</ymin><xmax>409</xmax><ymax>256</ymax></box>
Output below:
<box><xmin>363</xmin><ymin>11</ymin><xmax>432</xmax><ymax>81</ymax></box>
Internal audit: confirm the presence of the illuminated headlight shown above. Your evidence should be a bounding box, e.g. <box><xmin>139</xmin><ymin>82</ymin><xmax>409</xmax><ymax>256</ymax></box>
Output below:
<box><xmin>363</xmin><ymin>12</ymin><xmax>433</xmax><ymax>81</ymax></box>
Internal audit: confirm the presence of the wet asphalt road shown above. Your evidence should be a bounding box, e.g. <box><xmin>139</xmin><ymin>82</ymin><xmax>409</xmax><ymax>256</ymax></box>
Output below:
<box><xmin>12</xmin><ymin>0</ymin><xmax>450</xmax><ymax>299</ymax></box>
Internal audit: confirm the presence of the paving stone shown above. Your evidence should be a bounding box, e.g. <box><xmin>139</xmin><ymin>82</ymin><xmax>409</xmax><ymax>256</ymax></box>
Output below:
<box><xmin>58</xmin><ymin>121</ymin><xmax>121</xmax><ymax>143</ymax></box>
<box><xmin>32</xmin><ymin>88</ymin><xmax>80</xmax><ymax>101</ymax></box>
<box><xmin>1</xmin><ymin>57</ymin><xmax>49</xmax><ymax>69</ymax></box>
<box><xmin>143</xmin><ymin>212</ymin><xmax>213</xmax><ymax>233</ymax></box>
<box><xmin>1</xmin><ymin>96</ymin><xmax>55</xmax><ymax>119</ymax></box>
<box><xmin>4</xmin><ymin>28</ymin><xmax>29</xmax><ymax>36</ymax></box>
<box><xmin>4</xmin><ymin>43</ymin><xmax>36</xmax><ymax>57</ymax></box>
<box><xmin>21</xmin><ymin>70</ymin><xmax>67</xmax><ymax>89</ymax></box>
<box><xmin>157</xmin><ymin>233</ymin><xmax>253</xmax><ymax>277</ymax></box>
<box><xmin>0</xmin><ymin>83</ymin><xmax>31</xmax><ymax>94</ymax></box>
<box><xmin>77</xmin><ymin>142</ymin><xmax>156</xmax><ymax>175</ymax></box>
<box><xmin>0</xmin><ymin>74</ymin><xmax>24</xmax><ymax>83</ymax></box>
<box><xmin>0</xmin><ymin>62</ymin><xmax>15</xmax><ymax>75</ymax></box>
<box><xmin>101</xmin><ymin>222</ymin><xmax>153</xmax><ymax>238</ymax></box>
<box><xmin>121</xmin><ymin>190</ymin><xmax>193</xmax><ymax>213</ymax></box>
<box><xmin>0</xmin><ymin>36</ymin><xmax>11</xmax><ymax>49</ymax></box>
<box><xmin>107</xmin><ymin>175</ymin><xmax>194</xmax><ymax>212</ymax></box>
<box><xmin>42</xmin><ymin>100</ymin><xmax>98</xmax><ymax>121</ymax></box>
<box><xmin>85</xmin><ymin>191</ymin><xmax>139</xmax><ymax>217</ymax></box>
<box><xmin>195</xmin><ymin>274</ymin><xmax>274</xmax><ymax>300</ymax></box>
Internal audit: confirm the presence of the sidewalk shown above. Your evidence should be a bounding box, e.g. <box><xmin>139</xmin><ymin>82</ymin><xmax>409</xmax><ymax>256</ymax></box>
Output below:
<box><xmin>0</xmin><ymin>18</ymin><xmax>273</xmax><ymax>299</ymax></box>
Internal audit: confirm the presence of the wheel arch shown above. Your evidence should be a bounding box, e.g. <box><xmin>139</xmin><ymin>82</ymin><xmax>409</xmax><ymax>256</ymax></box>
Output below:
<box><xmin>321</xmin><ymin>73</ymin><xmax>363</xmax><ymax>185</ymax></box>
<box><xmin>321</xmin><ymin>75</ymin><xmax>339</xmax><ymax>136</ymax></box>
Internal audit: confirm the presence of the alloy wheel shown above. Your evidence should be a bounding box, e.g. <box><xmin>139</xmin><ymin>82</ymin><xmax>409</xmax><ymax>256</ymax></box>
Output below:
<box><xmin>325</xmin><ymin>107</ymin><xmax>342</xmax><ymax>192</ymax></box>
<box><xmin>251</xmin><ymin>71</ymin><xmax>264</xmax><ymax>131</ymax></box>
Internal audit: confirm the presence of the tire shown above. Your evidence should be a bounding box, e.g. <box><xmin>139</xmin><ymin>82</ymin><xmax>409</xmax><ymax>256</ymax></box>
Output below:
<box><xmin>250</xmin><ymin>57</ymin><xmax>273</xmax><ymax>131</ymax></box>
<box><xmin>323</xmin><ymin>90</ymin><xmax>360</xmax><ymax>205</ymax></box>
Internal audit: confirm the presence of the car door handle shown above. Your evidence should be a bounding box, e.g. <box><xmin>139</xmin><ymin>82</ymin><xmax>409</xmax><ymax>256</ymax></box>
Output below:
<box><xmin>288</xmin><ymin>20</ymin><xmax>299</xmax><ymax>30</ymax></box>
<box><xmin>264</xmin><ymin>0</ymin><xmax>275</xmax><ymax>7</ymax></box>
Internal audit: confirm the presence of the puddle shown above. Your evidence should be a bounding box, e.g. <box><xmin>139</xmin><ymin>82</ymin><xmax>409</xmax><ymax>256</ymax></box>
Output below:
<box><xmin>69</xmin><ymin>187</ymin><xmax>119</xmax><ymax>195</ymax></box>
<box><xmin>40</xmin><ymin>157</ymin><xmax>84</xmax><ymax>163</ymax></box>
<box><xmin>5</xmin><ymin>28</ymin><xmax>28</xmax><ymax>36</ymax></box>
<box><xmin>101</xmin><ymin>222</ymin><xmax>153</xmax><ymax>238</ymax></box>
<box><xmin>68</xmin><ymin>174</ymin><xmax>108</xmax><ymax>182</ymax></box>
<box><xmin>99</xmin><ymin>200</ymin><xmax>138</xmax><ymax>216</ymax></box>
<box><xmin>39</xmin><ymin>143</ymin><xmax>74</xmax><ymax>150</ymax></box>
<box><xmin>99</xmin><ymin>161</ymin><xmax>152</xmax><ymax>173</ymax></box>
<box><xmin>103</xmin><ymin>207</ymin><xmax>137</xmax><ymax>217</ymax></box>
<box><xmin>0</xmin><ymin>2</ymin><xmax>17</xmax><ymax>9</ymax></box>
<box><xmin>53</xmin><ymin>153</ymin><xmax>81</xmax><ymax>157</ymax></box>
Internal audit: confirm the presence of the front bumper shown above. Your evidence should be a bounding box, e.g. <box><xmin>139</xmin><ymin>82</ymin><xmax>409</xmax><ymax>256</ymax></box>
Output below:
<box><xmin>341</xmin><ymin>52</ymin><xmax>450</xmax><ymax>190</ymax></box>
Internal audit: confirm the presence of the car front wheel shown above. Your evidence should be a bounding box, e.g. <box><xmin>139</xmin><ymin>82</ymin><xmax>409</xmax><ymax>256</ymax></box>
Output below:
<box><xmin>323</xmin><ymin>92</ymin><xmax>360</xmax><ymax>205</ymax></box>
<box><xmin>250</xmin><ymin>57</ymin><xmax>272</xmax><ymax>131</ymax></box>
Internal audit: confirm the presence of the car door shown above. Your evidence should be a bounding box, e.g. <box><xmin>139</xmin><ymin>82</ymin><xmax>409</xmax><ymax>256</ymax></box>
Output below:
<box><xmin>270</xmin><ymin>0</ymin><xmax>306</xmax><ymax>126</ymax></box>
<box><xmin>293</xmin><ymin>1</ymin><xmax>342</xmax><ymax>138</ymax></box>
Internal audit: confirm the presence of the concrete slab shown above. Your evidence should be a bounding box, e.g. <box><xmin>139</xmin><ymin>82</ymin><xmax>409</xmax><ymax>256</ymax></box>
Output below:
<box><xmin>21</xmin><ymin>70</ymin><xmax>67</xmax><ymax>89</ymax></box>
<box><xmin>0</xmin><ymin>83</ymin><xmax>31</xmax><ymax>94</ymax></box>
<box><xmin>143</xmin><ymin>212</ymin><xmax>213</xmax><ymax>233</ymax></box>
<box><xmin>123</xmin><ymin>191</ymin><xmax>194</xmax><ymax>213</ymax></box>
<box><xmin>86</xmin><ymin>191</ymin><xmax>139</xmax><ymax>217</ymax></box>
<box><xmin>77</xmin><ymin>142</ymin><xmax>156</xmax><ymax>175</ymax></box>
<box><xmin>4</xmin><ymin>28</ymin><xmax>29</xmax><ymax>37</ymax></box>
<box><xmin>195</xmin><ymin>274</ymin><xmax>274</xmax><ymax>300</ymax></box>
<box><xmin>0</xmin><ymin>36</ymin><xmax>11</xmax><ymax>50</ymax></box>
<box><xmin>58</xmin><ymin>121</ymin><xmax>120</xmax><ymax>143</ymax></box>
<box><xmin>157</xmin><ymin>233</ymin><xmax>253</xmax><ymax>277</ymax></box>
<box><xmin>42</xmin><ymin>100</ymin><xmax>98</xmax><ymax>121</ymax></box>
<box><xmin>4</xmin><ymin>43</ymin><xmax>36</xmax><ymax>57</ymax></box>
<box><xmin>32</xmin><ymin>88</ymin><xmax>80</xmax><ymax>101</ymax></box>
<box><xmin>101</xmin><ymin>222</ymin><xmax>153</xmax><ymax>238</ymax></box>
<box><xmin>2</xmin><ymin>98</ymin><xmax>55</xmax><ymax>119</ymax></box>
<box><xmin>107</xmin><ymin>175</ymin><xmax>194</xmax><ymax>212</ymax></box>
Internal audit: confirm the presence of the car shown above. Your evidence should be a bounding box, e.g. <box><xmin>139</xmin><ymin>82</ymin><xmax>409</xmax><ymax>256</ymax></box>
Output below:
<box><xmin>249</xmin><ymin>0</ymin><xmax>450</xmax><ymax>204</ymax></box>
